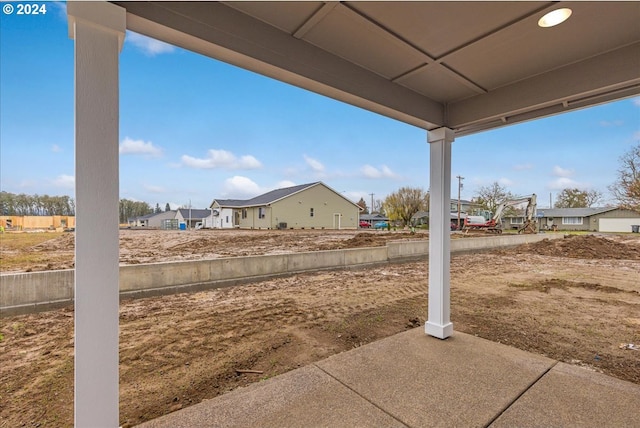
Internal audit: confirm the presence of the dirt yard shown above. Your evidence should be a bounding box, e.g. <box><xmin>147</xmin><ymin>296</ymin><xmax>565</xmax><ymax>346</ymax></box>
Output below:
<box><xmin>0</xmin><ymin>229</ymin><xmax>429</xmax><ymax>273</ymax></box>
<box><xmin>1</xmin><ymin>231</ymin><xmax>639</xmax><ymax>427</ymax></box>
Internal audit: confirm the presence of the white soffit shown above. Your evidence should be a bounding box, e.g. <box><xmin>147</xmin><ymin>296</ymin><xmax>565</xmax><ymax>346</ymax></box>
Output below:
<box><xmin>115</xmin><ymin>1</ymin><xmax>640</xmax><ymax>136</ymax></box>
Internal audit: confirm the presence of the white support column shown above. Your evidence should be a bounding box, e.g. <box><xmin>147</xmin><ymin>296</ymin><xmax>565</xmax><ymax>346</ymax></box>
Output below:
<box><xmin>426</xmin><ymin>127</ymin><xmax>455</xmax><ymax>339</ymax></box>
<box><xmin>68</xmin><ymin>3</ymin><xmax>125</xmax><ymax>426</ymax></box>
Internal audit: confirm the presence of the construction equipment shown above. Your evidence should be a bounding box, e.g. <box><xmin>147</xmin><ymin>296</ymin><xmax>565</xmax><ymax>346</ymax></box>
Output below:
<box><xmin>463</xmin><ymin>194</ymin><xmax>537</xmax><ymax>234</ymax></box>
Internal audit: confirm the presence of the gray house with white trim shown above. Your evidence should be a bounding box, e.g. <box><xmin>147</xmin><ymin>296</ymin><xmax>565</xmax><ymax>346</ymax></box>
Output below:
<box><xmin>504</xmin><ymin>207</ymin><xmax>640</xmax><ymax>232</ymax></box>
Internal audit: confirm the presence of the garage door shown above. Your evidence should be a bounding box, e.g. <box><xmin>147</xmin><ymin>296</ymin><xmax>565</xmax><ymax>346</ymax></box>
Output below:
<box><xmin>599</xmin><ymin>218</ymin><xmax>640</xmax><ymax>233</ymax></box>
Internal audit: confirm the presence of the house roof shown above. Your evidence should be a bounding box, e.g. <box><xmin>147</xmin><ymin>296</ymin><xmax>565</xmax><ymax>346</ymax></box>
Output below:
<box><xmin>177</xmin><ymin>208</ymin><xmax>212</xmax><ymax>219</ymax></box>
<box><xmin>411</xmin><ymin>211</ymin><xmax>470</xmax><ymax>220</ymax></box>
<box><xmin>360</xmin><ymin>214</ymin><xmax>389</xmax><ymax>221</ymax></box>
<box><xmin>127</xmin><ymin>211</ymin><xmax>159</xmax><ymax>222</ymax></box>
<box><xmin>212</xmin><ymin>199</ymin><xmax>248</xmax><ymax>208</ymax></box>
<box><xmin>212</xmin><ymin>182</ymin><xmax>361</xmax><ymax>210</ymax></box>
<box><xmin>411</xmin><ymin>211</ymin><xmax>429</xmax><ymax>220</ymax></box>
<box><xmin>506</xmin><ymin>207</ymin><xmax>619</xmax><ymax>218</ymax></box>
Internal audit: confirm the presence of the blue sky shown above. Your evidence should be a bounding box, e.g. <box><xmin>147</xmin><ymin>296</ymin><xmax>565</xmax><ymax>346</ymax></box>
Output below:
<box><xmin>1</xmin><ymin>2</ymin><xmax>639</xmax><ymax>211</ymax></box>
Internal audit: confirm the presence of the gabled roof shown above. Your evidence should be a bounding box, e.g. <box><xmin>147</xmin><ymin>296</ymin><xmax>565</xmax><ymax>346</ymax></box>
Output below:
<box><xmin>246</xmin><ymin>182</ymin><xmax>320</xmax><ymax>206</ymax></box>
<box><xmin>177</xmin><ymin>208</ymin><xmax>211</xmax><ymax>219</ymax></box>
<box><xmin>360</xmin><ymin>213</ymin><xmax>389</xmax><ymax>221</ymax></box>
<box><xmin>127</xmin><ymin>211</ymin><xmax>160</xmax><ymax>222</ymax></box>
<box><xmin>212</xmin><ymin>199</ymin><xmax>247</xmax><ymax>208</ymax></box>
<box><xmin>506</xmin><ymin>207</ymin><xmax>619</xmax><ymax>218</ymax></box>
<box><xmin>211</xmin><ymin>182</ymin><xmax>361</xmax><ymax>209</ymax></box>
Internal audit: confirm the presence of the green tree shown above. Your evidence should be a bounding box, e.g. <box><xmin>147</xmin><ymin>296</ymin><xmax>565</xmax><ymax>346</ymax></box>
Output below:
<box><xmin>165</xmin><ymin>203</ymin><xmax>171</xmax><ymax>212</ymax></box>
<box><xmin>609</xmin><ymin>143</ymin><xmax>640</xmax><ymax>211</ymax></box>
<box><xmin>383</xmin><ymin>187</ymin><xmax>429</xmax><ymax>227</ymax></box>
<box><xmin>555</xmin><ymin>188</ymin><xmax>602</xmax><ymax>208</ymax></box>
<box><xmin>0</xmin><ymin>192</ymin><xmax>75</xmax><ymax>215</ymax></box>
<box><xmin>474</xmin><ymin>182</ymin><xmax>514</xmax><ymax>213</ymax></box>
<box><xmin>155</xmin><ymin>203</ymin><xmax>162</xmax><ymax>214</ymax></box>
<box><xmin>356</xmin><ymin>197</ymin><xmax>368</xmax><ymax>214</ymax></box>
<box><xmin>119</xmin><ymin>199</ymin><xmax>152</xmax><ymax>223</ymax></box>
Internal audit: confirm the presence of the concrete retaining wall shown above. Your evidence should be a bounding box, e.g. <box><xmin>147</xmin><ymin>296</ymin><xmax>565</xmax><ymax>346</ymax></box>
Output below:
<box><xmin>1</xmin><ymin>233</ymin><xmax>563</xmax><ymax>314</ymax></box>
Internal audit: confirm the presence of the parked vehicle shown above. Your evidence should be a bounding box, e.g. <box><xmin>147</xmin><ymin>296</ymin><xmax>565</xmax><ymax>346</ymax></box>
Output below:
<box><xmin>373</xmin><ymin>221</ymin><xmax>389</xmax><ymax>229</ymax></box>
<box><xmin>359</xmin><ymin>221</ymin><xmax>371</xmax><ymax>228</ymax></box>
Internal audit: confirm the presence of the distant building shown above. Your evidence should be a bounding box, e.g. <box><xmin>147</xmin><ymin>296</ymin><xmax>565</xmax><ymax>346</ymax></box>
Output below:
<box><xmin>209</xmin><ymin>182</ymin><xmax>361</xmax><ymax>229</ymax></box>
<box><xmin>128</xmin><ymin>209</ymin><xmax>211</xmax><ymax>229</ymax></box>
<box><xmin>359</xmin><ymin>213</ymin><xmax>389</xmax><ymax>226</ymax></box>
<box><xmin>450</xmin><ymin>199</ymin><xmax>473</xmax><ymax>213</ymax></box>
<box><xmin>175</xmin><ymin>208</ymin><xmax>212</xmax><ymax>229</ymax></box>
<box><xmin>0</xmin><ymin>215</ymin><xmax>75</xmax><ymax>231</ymax></box>
<box><xmin>503</xmin><ymin>207</ymin><xmax>640</xmax><ymax>233</ymax></box>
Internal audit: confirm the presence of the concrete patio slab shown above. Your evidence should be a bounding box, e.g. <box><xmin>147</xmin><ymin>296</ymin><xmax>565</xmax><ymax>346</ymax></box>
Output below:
<box><xmin>137</xmin><ymin>364</ymin><xmax>407</xmax><ymax>428</ymax></box>
<box><xmin>135</xmin><ymin>329</ymin><xmax>640</xmax><ymax>428</ymax></box>
<box><xmin>490</xmin><ymin>362</ymin><xmax>640</xmax><ymax>428</ymax></box>
<box><xmin>316</xmin><ymin>328</ymin><xmax>555</xmax><ymax>427</ymax></box>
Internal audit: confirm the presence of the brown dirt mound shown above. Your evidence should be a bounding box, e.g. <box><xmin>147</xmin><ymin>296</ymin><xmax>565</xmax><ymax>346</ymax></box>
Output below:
<box><xmin>314</xmin><ymin>232</ymin><xmax>423</xmax><ymax>251</ymax></box>
<box><xmin>29</xmin><ymin>233</ymin><xmax>75</xmax><ymax>252</ymax></box>
<box><xmin>510</xmin><ymin>235</ymin><xmax>640</xmax><ymax>260</ymax></box>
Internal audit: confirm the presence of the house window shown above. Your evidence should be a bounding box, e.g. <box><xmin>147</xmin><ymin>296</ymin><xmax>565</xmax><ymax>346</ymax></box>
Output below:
<box><xmin>258</xmin><ymin>207</ymin><xmax>266</xmax><ymax>219</ymax></box>
<box><xmin>562</xmin><ymin>217</ymin><xmax>583</xmax><ymax>225</ymax></box>
<box><xmin>510</xmin><ymin>217</ymin><xmax>524</xmax><ymax>224</ymax></box>
<box><xmin>226</xmin><ymin>216</ymin><xmax>229</xmax><ymax>224</ymax></box>
<box><xmin>242</xmin><ymin>209</ymin><xmax>247</xmax><ymax>219</ymax></box>
<box><xmin>310</xmin><ymin>208</ymin><xmax>314</xmax><ymax>217</ymax></box>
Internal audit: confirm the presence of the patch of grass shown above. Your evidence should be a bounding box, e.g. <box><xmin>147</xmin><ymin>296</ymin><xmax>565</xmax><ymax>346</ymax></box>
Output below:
<box><xmin>0</xmin><ymin>232</ymin><xmax>68</xmax><ymax>272</ymax></box>
<box><xmin>0</xmin><ymin>232</ymin><xmax>64</xmax><ymax>251</ymax></box>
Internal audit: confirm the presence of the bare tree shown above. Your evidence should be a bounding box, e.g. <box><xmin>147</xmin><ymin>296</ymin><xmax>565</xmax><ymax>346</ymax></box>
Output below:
<box><xmin>474</xmin><ymin>182</ymin><xmax>514</xmax><ymax>213</ymax></box>
<box><xmin>383</xmin><ymin>187</ymin><xmax>429</xmax><ymax>226</ymax></box>
<box><xmin>555</xmin><ymin>188</ymin><xmax>603</xmax><ymax>208</ymax></box>
<box><xmin>609</xmin><ymin>143</ymin><xmax>640</xmax><ymax>211</ymax></box>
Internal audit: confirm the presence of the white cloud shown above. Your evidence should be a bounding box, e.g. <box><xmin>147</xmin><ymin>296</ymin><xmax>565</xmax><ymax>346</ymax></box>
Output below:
<box><xmin>552</xmin><ymin>165</ymin><xmax>574</xmax><ymax>177</ymax></box>
<box><xmin>126</xmin><ymin>31</ymin><xmax>176</xmax><ymax>56</ymax></box>
<box><xmin>143</xmin><ymin>184</ymin><xmax>166</xmax><ymax>193</ymax></box>
<box><xmin>547</xmin><ymin>177</ymin><xmax>582</xmax><ymax>190</ymax></box>
<box><xmin>497</xmin><ymin>177</ymin><xmax>513</xmax><ymax>186</ymax></box>
<box><xmin>633</xmin><ymin>97</ymin><xmax>640</xmax><ymax>107</ymax></box>
<box><xmin>181</xmin><ymin>149</ymin><xmax>261</xmax><ymax>170</ymax></box>
<box><xmin>52</xmin><ymin>174</ymin><xmax>75</xmax><ymax>189</ymax></box>
<box><xmin>51</xmin><ymin>1</ymin><xmax>67</xmax><ymax>20</ymax></box>
<box><xmin>276</xmin><ymin>180</ymin><xmax>296</xmax><ymax>189</ymax></box>
<box><xmin>51</xmin><ymin>144</ymin><xmax>62</xmax><ymax>153</ymax></box>
<box><xmin>119</xmin><ymin>137</ymin><xmax>163</xmax><ymax>157</ymax></box>
<box><xmin>303</xmin><ymin>155</ymin><xmax>325</xmax><ymax>172</ymax></box>
<box><xmin>513</xmin><ymin>163</ymin><xmax>533</xmax><ymax>171</ymax></box>
<box><xmin>360</xmin><ymin>164</ymin><xmax>397</xmax><ymax>179</ymax></box>
<box><xmin>599</xmin><ymin>120</ymin><xmax>624</xmax><ymax>127</ymax></box>
<box><xmin>222</xmin><ymin>176</ymin><xmax>263</xmax><ymax>198</ymax></box>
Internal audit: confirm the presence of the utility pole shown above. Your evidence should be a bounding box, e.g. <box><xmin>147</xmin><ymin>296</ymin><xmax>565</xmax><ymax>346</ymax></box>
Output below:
<box><xmin>369</xmin><ymin>193</ymin><xmax>375</xmax><ymax>214</ymax></box>
<box><xmin>456</xmin><ymin>176</ymin><xmax>464</xmax><ymax>230</ymax></box>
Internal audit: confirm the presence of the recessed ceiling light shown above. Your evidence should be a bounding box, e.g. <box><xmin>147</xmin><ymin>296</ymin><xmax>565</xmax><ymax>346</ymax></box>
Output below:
<box><xmin>538</xmin><ymin>8</ymin><xmax>572</xmax><ymax>28</ymax></box>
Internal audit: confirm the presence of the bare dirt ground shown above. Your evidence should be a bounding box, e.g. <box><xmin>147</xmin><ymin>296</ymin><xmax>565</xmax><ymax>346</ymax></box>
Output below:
<box><xmin>1</xmin><ymin>232</ymin><xmax>640</xmax><ymax>427</ymax></box>
<box><xmin>1</xmin><ymin>229</ymin><xmax>429</xmax><ymax>273</ymax></box>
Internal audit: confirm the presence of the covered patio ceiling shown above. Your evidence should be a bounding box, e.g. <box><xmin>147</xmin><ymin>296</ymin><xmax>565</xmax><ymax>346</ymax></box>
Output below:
<box><xmin>114</xmin><ymin>1</ymin><xmax>639</xmax><ymax>135</ymax></box>
<box><xmin>67</xmin><ymin>3</ymin><xmax>638</xmax><ymax>424</ymax></box>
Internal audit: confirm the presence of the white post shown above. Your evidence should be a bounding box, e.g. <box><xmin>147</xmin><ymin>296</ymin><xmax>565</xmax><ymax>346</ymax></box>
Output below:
<box><xmin>426</xmin><ymin>127</ymin><xmax>455</xmax><ymax>339</ymax></box>
<box><xmin>68</xmin><ymin>3</ymin><xmax>125</xmax><ymax>426</ymax></box>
